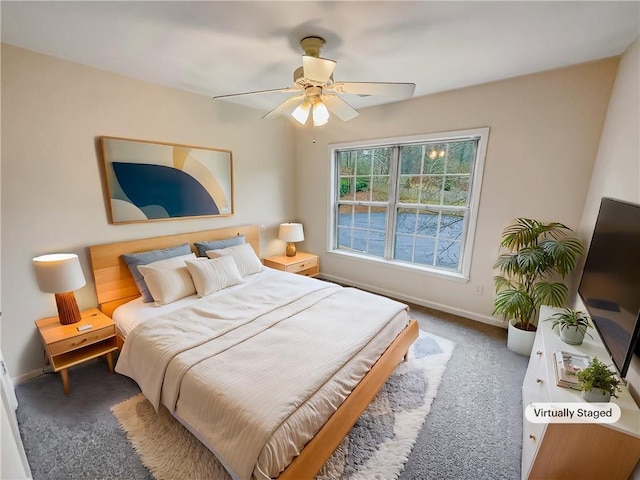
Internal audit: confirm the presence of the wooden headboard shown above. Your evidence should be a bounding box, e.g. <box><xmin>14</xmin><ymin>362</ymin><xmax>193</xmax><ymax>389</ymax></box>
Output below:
<box><xmin>89</xmin><ymin>225</ymin><xmax>260</xmax><ymax>316</ymax></box>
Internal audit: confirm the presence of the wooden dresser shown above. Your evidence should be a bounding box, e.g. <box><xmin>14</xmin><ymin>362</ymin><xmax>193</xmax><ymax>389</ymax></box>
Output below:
<box><xmin>521</xmin><ymin>306</ymin><xmax>640</xmax><ymax>479</ymax></box>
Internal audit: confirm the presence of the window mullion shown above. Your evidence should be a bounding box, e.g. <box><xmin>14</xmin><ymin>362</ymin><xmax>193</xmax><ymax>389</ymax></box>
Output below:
<box><xmin>333</xmin><ymin>151</ymin><xmax>341</xmax><ymax>250</ymax></box>
<box><xmin>433</xmin><ymin>211</ymin><xmax>441</xmax><ymax>267</ymax></box>
<box><xmin>385</xmin><ymin>146</ymin><xmax>400</xmax><ymax>259</ymax></box>
<box><xmin>339</xmin><ymin>200</ymin><xmax>388</xmax><ymax>207</ymax></box>
<box><xmin>439</xmin><ymin>145</ymin><xmax>447</xmax><ymax>206</ymax></box>
<box><xmin>418</xmin><ymin>145</ymin><xmax>425</xmax><ymax>205</ymax></box>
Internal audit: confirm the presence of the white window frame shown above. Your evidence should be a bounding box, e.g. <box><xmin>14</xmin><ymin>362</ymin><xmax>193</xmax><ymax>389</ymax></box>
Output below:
<box><xmin>328</xmin><ymin>127</ymin><xmax>489</xmax><ymax>281</ymax></box>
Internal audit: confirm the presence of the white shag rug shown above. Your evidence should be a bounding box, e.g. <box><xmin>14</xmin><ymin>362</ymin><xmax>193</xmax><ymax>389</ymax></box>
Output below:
<box><xmin>111</xmin><ymin>330</ymin><xmax>454</xmax><ymax>480</ymax></box>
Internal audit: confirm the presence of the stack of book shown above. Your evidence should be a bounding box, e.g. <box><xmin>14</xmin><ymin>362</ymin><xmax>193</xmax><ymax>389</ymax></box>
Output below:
<box><xmin>552</xmin><ymin>350</ymin><xmax>592</xmax><ymax>388</ymax></box>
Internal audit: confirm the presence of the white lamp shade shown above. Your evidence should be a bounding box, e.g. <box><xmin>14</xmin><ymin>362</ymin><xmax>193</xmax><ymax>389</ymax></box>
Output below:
<box><xmin>33</xmin><ymin>253</ymin><xmax>86</xmax><ymax>293</ymax></box>
<box><xmin>278</xmin><ymin>223</ymin><xmax>305</xmax><ymax>243</ymax></box>
<box><xmin>291</xmin><ymin>101</ymin><xmax>311</xmax><ymax>125</ymax></box>
<box><xmin>312</xmin><ymin>101</ymin><xmax>330</xmax><ymax>126</ymax></box>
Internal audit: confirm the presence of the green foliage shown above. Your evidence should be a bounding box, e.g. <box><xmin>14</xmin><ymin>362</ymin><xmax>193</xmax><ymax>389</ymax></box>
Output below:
<box><xmin>356</xmin><ymin>177</ymin><xmax>369</xmax><ymax>192</ymax></box>
<box><xmin>493</xmin><ymin>218</ymin><xmax>585</xmax><ymax>331</ymax></box>
<box><xmin>545</xmin><ymin>308</ymin><xmax>593</xmax><ymax>339</ymax></box>
<box><xmin>576</xmin><ymin>357</ymin><xmax>621</xmax><ymax>398</ymax></box>
<box><xmin>340</xmin><ymin>179</ymin><xmax>350</xmax><ymax>196</ymax></box>
<box><xmin>340</xmin><ymin>177</ymin><xmax>369</xmax><ymax>196</ymax></box>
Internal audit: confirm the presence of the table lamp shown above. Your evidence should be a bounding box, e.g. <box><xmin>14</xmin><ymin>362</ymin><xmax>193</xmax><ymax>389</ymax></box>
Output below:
<box><xmin>33</xmin><ymin>253</ymin><xmax>86</xmax><ymax>325</ymax></box>
<box><xmin>278</xmin><ymin>223</ymin><xmax>304</xmax><ymax>257</ymax></box>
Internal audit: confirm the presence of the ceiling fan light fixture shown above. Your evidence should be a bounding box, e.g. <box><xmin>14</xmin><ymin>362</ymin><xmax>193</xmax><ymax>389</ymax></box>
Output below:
<box><xmin>292</xmin><ymin>101</ymin><xmax>311</xmax><ymax>125</ymax></box>
<box><xmin>312</xmin><ymin>101</ymin><xmax>329</xmax><ymax>126</ymax></box>
<box><xmin>213</xmin><ymin>34</ymin><xmax>415</xmax><ymax>126</ymax></box>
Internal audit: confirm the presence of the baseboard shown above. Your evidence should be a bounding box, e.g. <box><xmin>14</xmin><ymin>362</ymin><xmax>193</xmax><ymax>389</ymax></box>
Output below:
<box><xmin>13</xmin><ymin>368</ymin><xmax>45</xmax><ymax>386</ymax></box>
<box><xmin>319</xmin><ymin>273</ymin><xmax>505</xmax><ymax>329</ymax></box>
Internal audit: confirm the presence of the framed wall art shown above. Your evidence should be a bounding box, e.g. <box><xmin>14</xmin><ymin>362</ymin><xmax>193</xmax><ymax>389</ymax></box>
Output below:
<box><xmin>100</xmin><ymin>137</ymin><xmax>233</xmax><ymax>224</ymax></box>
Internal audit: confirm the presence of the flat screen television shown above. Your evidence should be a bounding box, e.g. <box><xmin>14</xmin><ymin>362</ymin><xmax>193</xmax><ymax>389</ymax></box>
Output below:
<box><xmin>578</xmin><ymin>197</ymin><xmax>640</xmax><ymax>378</ymax></box>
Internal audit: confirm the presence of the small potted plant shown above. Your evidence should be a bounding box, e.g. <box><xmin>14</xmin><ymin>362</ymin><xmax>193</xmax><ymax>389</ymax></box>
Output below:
<box><xmin>546</xmin><ymin>308</ymin><xmax>593</xmax><ymax>345</ymax></box>
<box><xmin>576</xmin><ymin>357</ymin><xmax>621</xmax><ymax>402</ymax></box>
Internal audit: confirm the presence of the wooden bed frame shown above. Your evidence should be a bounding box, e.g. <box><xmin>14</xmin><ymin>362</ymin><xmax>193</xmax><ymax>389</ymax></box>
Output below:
<box><xmin>88</xmin><ymin>225</ymin><xmax>419</xmax><ymax>479</ymax></box>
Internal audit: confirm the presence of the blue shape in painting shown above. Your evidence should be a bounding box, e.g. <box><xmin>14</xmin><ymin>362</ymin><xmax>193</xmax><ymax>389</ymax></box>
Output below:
<box><xmin>113</xmin><ymin>162</ymin><xmax>219</xmax><ymax>218</ymax></box>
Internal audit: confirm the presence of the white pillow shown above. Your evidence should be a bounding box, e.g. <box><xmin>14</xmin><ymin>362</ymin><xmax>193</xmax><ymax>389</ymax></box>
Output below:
<box><xmin>185</xmin><ymin>255</ymin><xmax>244</xmax><ymax>297</ymax></box>
<box><xmin>205</xmin><ymin>243</ymin><xmax>264</xmax><ymax>277</ymax></box>
<box><xmin>137</xmin><ymin>253</ymin><xmax>196</xmax><ymax>306</ymax></box>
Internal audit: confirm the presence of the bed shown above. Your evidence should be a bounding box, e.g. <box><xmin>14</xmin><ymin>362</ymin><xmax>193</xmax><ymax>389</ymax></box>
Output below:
<box><xmin>89</xmin><ymin>225</ymin><xmax>419</xmax><ymax>479</ymax></box>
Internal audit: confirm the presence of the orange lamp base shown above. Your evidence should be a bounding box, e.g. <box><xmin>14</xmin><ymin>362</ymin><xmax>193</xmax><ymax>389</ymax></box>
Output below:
<box><xmin>55</xmin><ymin>291</ymin><xmax>81</xmax><ymax>325</ymax></box>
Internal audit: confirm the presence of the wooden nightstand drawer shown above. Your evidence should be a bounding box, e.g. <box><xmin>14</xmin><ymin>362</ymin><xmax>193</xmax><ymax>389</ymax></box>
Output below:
<box><xmin>48</xmin><ymin>325</ymin><xmax>115</xmax><ymax>356</ymax></box>
<box><xmin>287</xmin><ymin>257</ymin><xmax>319</xmax><ymax>274</ymax></box>
<box><xmin>263</xmin><ymin>252</ymin><xmax>320</xmax><ymax>277</ymax></box>
<box><xmin>297</xmin><ymin>266</ymin><xmax>319</xmax><ymax>277</ymax></box>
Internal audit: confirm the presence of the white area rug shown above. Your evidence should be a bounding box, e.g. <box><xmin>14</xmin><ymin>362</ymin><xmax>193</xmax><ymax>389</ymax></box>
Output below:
<box><xmin>111</xmin><ymin>330</ymin><xmax>454</xmax><ymax>479</ymax></box>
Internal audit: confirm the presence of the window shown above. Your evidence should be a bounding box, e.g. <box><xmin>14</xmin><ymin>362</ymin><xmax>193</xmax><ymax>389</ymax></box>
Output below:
<box><xmin>331</xmin><ymin>128</ymin><xmax>488</xmax><ymax>279</ymax></box>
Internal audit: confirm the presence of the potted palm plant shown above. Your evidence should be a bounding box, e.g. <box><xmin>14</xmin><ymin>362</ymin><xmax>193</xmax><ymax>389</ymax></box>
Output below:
<box><xmin>576</xmin><ymin>357</ymin><xmax>621</xmax><ymax>402</ymax></box>
<box><xmin>546</xmin><ymin>308</ymin><xmax>593</xmax><ymax>345</ymax></box>
<box><xmin>493</xmin><ymin>218</ymin><xmax>584</xmax><ymax>355</ymax></box>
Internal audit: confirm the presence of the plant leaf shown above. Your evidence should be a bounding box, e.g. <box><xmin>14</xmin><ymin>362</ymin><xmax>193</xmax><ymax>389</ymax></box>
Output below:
<box><xmin>500</xmin><ymin>218</ymin><xmax>542</xmax><ymax>250</ymax></box>
<box><xmin>493</xmin><ymin>253</ymin><xmax>525</xmax><ymax>278</ymax></box>
<box><xmin>493</xmin><ymin>288</ymin><xmax>535</xmax><ymax>323</ymax></box>
<box><xmin>516</xmin><ymin>246</ymin><xmax>548</xmax><ymax>275</ymax></box>
<box><xmin>533</xmin><ymin>282</ymin><xmax>568</xmax><ymax>307</ymax></box>
<box><xmin>493</xmin><ymin>275</ymin><xmax>513</xmax><ymax>292</ymax></box>
<box><xmin>540</xmin><ymin>238</ymin><xmax>585</xmax><ymax>277</ymax></box>
<box><xmin>500</xmin><ymin>218</ymin><xmax>574</xmax><ymax>251</ymax></box>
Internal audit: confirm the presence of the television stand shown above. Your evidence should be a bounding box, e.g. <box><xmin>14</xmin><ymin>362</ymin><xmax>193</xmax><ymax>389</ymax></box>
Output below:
<box><xmin>521</xmin><ymin>306</ymin><xmax>640</xmax><ymax>479</ymax></box>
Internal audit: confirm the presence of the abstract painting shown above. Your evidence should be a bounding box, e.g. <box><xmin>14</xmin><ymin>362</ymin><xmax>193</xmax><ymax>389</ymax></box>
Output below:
<box><xmin>100</xmin><ymin>137</ymin><xmax>233</xmax><ymax>224</ymax></box>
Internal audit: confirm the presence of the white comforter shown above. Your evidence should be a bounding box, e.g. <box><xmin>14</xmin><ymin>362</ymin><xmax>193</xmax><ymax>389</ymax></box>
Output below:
<box><xmin>116</xmin><ymin>271</ymin><xmax>408</xmax><ymax>480</ymax></box>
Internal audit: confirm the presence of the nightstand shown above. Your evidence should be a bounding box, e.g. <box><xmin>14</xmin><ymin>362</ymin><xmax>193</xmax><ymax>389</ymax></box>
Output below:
<box><xmin>35</xmin><ymin>308</ymin><xmax>118</xmax><ymax>396</ymax></box>
<box><xmin>263</xmin><ymin>252</ymin><xmax>320</xmax><ymax>277</ymax></box>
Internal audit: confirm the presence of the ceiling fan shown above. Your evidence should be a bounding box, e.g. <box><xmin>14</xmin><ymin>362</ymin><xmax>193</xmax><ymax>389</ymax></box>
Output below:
<box><xmin>213</xmin><ymin>36</ymin><xmax>416</xmax><ymax>126</ymax></box>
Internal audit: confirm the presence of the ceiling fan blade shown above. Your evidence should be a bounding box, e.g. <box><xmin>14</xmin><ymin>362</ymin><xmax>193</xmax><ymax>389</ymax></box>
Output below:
<box><xmin>302</xmin><ymin>56</ymin><xmax>337</xmax><ymax>83</ymax></box>
<box><xmin>262</xmin><ymin>94</ymin><xmax>305</xmax><ymax>119</ymax></box>
<box><xmin>329</xmin><ymin>82</ymin><xmax>416</xmax><ymax>98</ymax></box>
<box><xmin>322</xmin><ymin>94</ymin><xmax>359</xmax><ymax>122</ymax></box>
<box><xmin>213</xmin><ymin>86</ymin><xmax>300</xmax><ymax>100</ymax></box>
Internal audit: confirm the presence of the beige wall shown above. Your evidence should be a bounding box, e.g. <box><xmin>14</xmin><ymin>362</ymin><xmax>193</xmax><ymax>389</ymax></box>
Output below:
<box><xmin>577</xmin><ymin>38</ymin><xmax>640</xmax><ymax>400</ymax></box>
<box><xmin>0</xmin><ymin>44</ymin><xmax>296</xmax><ymax>380</ymax></box>
<box><xmin>294</xmin><ymin>58</ymin><xmax>619</xmax><ymax>324</ymax></box>
<box><xmin>580</xmin><ymin>38</ymin><xmax>639</xmax><ymax>228</ymax></box>
<box><xmin>0</xmin><ymin>44</ymin><xmax>629</xmax><ymax>382</ymax></box>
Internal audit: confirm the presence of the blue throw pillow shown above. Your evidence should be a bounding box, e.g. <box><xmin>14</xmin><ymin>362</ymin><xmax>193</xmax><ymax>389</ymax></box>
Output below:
<box><xmin>194</xmin><ymin>235</ymin><xmax>245</xmax><ymax>257</ymax></box>
<box><xmin>121</xmin><ymin>243</ymin><xmax>192</xmax><ymax>303</ymax></box>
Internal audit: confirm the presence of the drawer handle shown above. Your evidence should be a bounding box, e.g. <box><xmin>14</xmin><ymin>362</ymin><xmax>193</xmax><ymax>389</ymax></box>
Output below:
<box><xmin>536</xmin><ymin>378</ymin><xmax>543</xmax><ymax>384</ymax></box>
<box><xmin>529</xmin><ymin>434</ymin><xmax>536</xmax><ymax>440</ymax></box>
<box><xmin>536</xmin><ymin>350</ymin><xmax>542</xmax><ymax>356</ymax></box>
<box><xmin>72</xmin><ymin>335</ymin><xmax>100</xmax><ymax>347</ymax></box>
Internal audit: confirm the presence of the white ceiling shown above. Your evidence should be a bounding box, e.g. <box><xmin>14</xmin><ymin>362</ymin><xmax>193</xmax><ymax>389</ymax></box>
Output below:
<box><xmin>2</xmin><ymin>1</ymin><xmax>639</xmax><ymax>113</ymax></box>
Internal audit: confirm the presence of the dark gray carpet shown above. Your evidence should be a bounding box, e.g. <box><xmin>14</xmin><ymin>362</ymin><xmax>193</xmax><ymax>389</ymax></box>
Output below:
<box><xmin>399</xmin><ymin>306</ymin><xmax>528</xmax><ymax>480</ymax></box>
<box><xmin>16</xmin><ymin>304</ymin><xmax>527</xmax><ymax>480</ymax></box>
<box><xmin>15</xmin><ymin>358</ymin><xmax>150</xmax><ymax>480</ymax></box>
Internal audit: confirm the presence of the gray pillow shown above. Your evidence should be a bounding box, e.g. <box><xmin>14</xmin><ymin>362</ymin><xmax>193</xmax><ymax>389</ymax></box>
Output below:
<box><xmin>194</xmin><ymin>235</ymin><xmax>245</xmax><ymax>257</ymax></box>
<box><xmin>121</xmin><ymin>243</ymin><xmax>192</xmax><ymax>303</ymax></box>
